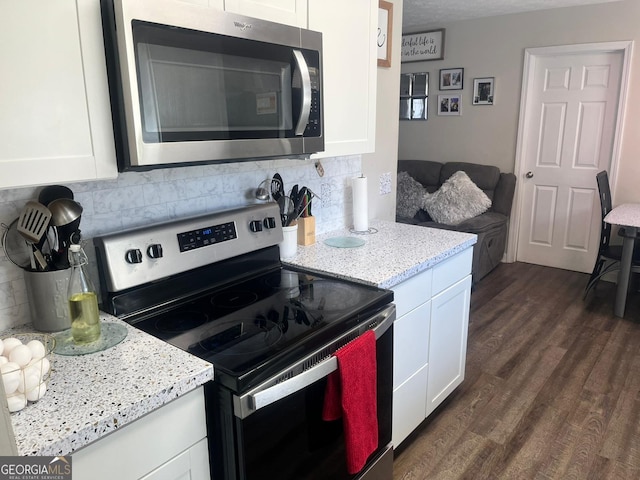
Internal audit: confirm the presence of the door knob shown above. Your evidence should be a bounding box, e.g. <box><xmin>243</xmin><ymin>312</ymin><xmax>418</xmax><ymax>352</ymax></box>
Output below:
<box><xmin>526</xmin><ymin>171</ymin><xmax>534</xmax><ymax>178</ymax></box>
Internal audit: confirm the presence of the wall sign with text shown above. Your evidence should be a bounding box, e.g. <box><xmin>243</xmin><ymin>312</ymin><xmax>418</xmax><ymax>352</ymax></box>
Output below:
<box><xmin>401</xmin><ymin>29</ymin><xmax>445</xmax><ymax>62</ymax></box>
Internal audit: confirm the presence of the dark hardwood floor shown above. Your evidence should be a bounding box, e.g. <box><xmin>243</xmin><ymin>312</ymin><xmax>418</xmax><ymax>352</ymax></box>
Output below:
<box><xmin>393</xmin><ymin>261</ymin><xmax>640</xmax><ymax>479</ymax></box>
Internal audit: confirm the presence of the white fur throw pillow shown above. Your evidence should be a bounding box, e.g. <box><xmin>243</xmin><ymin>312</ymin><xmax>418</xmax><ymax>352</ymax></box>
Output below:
<box><xmin>423</xmin><ymin>171</ymin><xmax>492</xmax><ymax>225</ymax></box>
<box><xmin>396</xmin><ymin>171</ymin><xmax>429</xmax><ymax>218</ymax></box>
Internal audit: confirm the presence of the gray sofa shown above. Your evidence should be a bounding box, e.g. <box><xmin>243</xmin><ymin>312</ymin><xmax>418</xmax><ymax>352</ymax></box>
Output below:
<box><xmin>397</xmin><ymin>160</ymin><xmax>516</xmax><ymax>283</ymax></box>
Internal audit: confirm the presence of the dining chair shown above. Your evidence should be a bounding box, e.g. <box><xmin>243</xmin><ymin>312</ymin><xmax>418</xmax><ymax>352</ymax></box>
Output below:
<box><xmin>583</xmin><ymin>171</ymin><xmax>640</xmax><ymax>298</ymax></box>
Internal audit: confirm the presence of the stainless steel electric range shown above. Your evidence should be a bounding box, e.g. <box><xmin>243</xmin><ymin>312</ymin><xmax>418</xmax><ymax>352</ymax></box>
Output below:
<box><xmin>93</xmin><ymin>203</ymin><xmax>394</xmax><ymax>480</ymax></box>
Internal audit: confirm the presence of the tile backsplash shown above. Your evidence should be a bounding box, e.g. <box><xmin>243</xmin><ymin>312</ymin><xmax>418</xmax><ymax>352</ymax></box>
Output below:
<box><xmin>0</xmin><ymin>155</ymin><xmax>362</xmax><ymax>330</ymax></box>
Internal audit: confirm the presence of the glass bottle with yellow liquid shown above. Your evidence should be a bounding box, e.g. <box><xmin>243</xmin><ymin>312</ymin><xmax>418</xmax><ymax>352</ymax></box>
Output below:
<box><xmin>68</xmin><ymin>244</ymin><xmax>101</xmax><ymax>344</ymax></box>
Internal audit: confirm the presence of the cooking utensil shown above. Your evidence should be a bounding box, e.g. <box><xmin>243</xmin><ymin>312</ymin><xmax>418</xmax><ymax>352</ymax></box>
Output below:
<box><xmin>37</xmin><ymin>185</ymin><xmax>74</xmax><ymax>207</ymax></box>
<box><xmin>290</xmin><ymin>184</ymin><xmax>299</xmax><ymax>206</ymax></box>
<box><xmin>2</xmin><ymin>219</ymin><xmax>32</xmax><ymax>269</ymax></box>
<box><xmin>271</xmin><ymin>173</ymin><xmax>284</xmax><ymax>202</ymax></box>
<box><xmin>278</xmin><ymin>196</ymin><xmax>295</xmax><ymax>226</ymax></box>
<box><xmin>289</xmin><ymin>187</ymin><xmax>308</xmax><ymax>225</ymax></box>
<box><xmin>48</xmin><ymin>198</ymin><xmax>83</xmax><ymax>270</ymax></box>
<box><xmin>17</xmin><ymin>201</ymin><xmax>51</xmax><ymax>270</ymax></box>
<box><xmin>255</xmin><ymin>179</ymin><xmax>271</xmax><ymax>201</ymax></box>
<box><xmin>48</xmin><ymin>198</ymin><xmax>83</xmax><ymax>227</ymax></box>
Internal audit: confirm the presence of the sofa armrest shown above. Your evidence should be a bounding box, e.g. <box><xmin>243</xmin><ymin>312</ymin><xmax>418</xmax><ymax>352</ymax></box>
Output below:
<box><xmin>492</xmin><ymin>173</ymin><xmax>516</xmax><ymax>217</ymax></box>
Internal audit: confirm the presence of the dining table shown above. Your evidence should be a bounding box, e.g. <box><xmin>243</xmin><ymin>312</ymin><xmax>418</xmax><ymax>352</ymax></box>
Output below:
<box><xmin>603</xmin><ymin>203</ymin><xmax>640</xmax><ymax>317</ymax></box>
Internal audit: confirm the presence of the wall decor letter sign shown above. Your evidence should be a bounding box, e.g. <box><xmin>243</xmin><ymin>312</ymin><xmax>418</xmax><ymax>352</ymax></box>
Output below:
<box><xmin>377</xmin><ymin>0</ymin><xmax>393</xmax><ymax>67</ymax></box>
<box><xmin>401</xmin><ymin>29</ymin><xmax>445</xmax><ymax>63</ymax></box>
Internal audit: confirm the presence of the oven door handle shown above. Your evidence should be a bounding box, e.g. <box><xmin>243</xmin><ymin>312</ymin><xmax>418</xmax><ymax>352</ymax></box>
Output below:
<box><xmin>233</xmin><ymin>304</ymin><xmax>395</xmax><ymax>419</ymax></box>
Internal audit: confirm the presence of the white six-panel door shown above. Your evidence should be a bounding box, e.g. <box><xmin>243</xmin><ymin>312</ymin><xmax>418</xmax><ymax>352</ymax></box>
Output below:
<box><xmin>515</xmin><ymin>46</ymin><xmax>627</xmax><ymax>273</ymax></box>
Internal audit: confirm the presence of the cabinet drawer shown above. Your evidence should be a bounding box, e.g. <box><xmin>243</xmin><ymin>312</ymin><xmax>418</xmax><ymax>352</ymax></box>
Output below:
<box><xmin>393</xmin><ymin>301</ymin><xmax>430</xmax><ymax>389</ymax></box>
<box><xmin>392</xmin><ymin>364</ymin><xmax>428</xmax><ymax>449</ymax></box>
<box><xmin>393</xmin><ymin>268</ymin><xmax>432</xmax><ymax>318</ymax></box>
<box><xmin>432</xmin><ymin>247</ymin><xmax>473</xmax><ymax>296</ymax></box>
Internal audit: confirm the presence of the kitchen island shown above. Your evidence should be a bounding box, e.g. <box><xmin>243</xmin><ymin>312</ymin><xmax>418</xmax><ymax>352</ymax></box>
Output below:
<box><xmin>284</xmin><ymin>219</ymin><xmax>477</xmax><ymax>448</ymax></box>
<box><xmin>3</xmin><ymin>316</ymin><xmax>213</xmax><ymax>478</ymax></box>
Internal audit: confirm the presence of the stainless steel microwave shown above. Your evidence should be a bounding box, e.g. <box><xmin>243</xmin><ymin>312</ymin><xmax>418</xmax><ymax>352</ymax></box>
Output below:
<box><xmin>101</xmin><ymin>0</ymin><xmax>324</xmax><ymax>170</ymax></box>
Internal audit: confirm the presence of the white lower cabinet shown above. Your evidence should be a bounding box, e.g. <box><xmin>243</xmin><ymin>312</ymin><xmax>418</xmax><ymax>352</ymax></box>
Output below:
<box><xmin>427</xmin><ymin>275</ymin><xmax>471</xmax><ymax>417</ymax></box>
<box><xmin>72</xmin><ymin>387</ymin><xmax>210</xmax><ymax>480</ymax></box>
<box><xmin>392</xmin><ymin>365</ymin><xmax>428</xmax><ymax>448</ymax></box>
<box><xmin>391</xmin><ymin>247</ymin><xmax>472</xmax><ymax>448</ymax></box>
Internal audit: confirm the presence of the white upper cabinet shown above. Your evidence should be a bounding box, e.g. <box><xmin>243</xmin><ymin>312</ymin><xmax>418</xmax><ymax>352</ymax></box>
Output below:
<box><xmin>309</xmin><ymin>0</ymin><xmax>377</xmax><ymax>158</ymax></box>
<box><xmin>0</xmin><ymin>0</ymin><xmax>117</xmax><ymax>190</ymax></box>
<box><xmin>224</xmin><ymin>0</ymin><xmax>307</xmax><ymax>27</ymax></box>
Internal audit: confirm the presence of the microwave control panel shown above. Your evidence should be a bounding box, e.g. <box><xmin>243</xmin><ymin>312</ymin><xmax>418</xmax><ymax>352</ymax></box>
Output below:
<box><xmin>306</xmin><ymin>67</ymin><xmax>321</xmax><ymax>136</ymax></box>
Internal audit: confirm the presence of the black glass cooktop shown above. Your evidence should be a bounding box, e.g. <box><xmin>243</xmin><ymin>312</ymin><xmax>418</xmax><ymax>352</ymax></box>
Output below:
<box><xmin>131</xmin><ymin>267</ymin><xmax>392</xmax><ymax>393</ymax></box>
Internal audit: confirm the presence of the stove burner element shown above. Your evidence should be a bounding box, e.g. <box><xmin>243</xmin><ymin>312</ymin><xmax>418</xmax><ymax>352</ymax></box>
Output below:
<box><xmin>194</xmin><ymin>318</ymin><xmax>283</xmax><ymax>356</ymax></box>
<box><xmin>297</xmin><ymin>281</ymin><xmax>362</xmax><ymax>312</ymax></box>
<box><xmin>211</xmin><ymin>290</ymin><xmax>259</xmax><ymax>309</ymax></box>
<box><xmin>154</xmin><ymin>311</ymin><xmax>208</xmax><ymax>333</ymax></box>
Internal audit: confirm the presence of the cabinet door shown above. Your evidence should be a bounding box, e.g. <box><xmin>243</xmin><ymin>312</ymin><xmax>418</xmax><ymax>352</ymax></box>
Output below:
<box><xmin>224</xmin><ymin>0</ymin><xmax>307</xmax><ymax>27</ymax></box>
<box><xmin>140</xmin><ymin>438</ymin><xmax>210</xmax><ymax>480</ymax></box>
<box><xmin>308</xmin><ymin>0</ymin><xmax>377</xmax><ymax>157</ymax></box>
<box><xmin>393</xmin><ymin>301</ymin><xmax>430</xmax><ymax>389</ymax></box>
<box><xmin>0</xmin><ymin>0</ymin><xmax>117</xmax><ymax>189</ymax></box>
<box><xmin>426</xmin><ymin>275</ymin><xmax>472</xmax><ymax>417</ymax></box>
<box><xmin>392</xmin><ymin>365</ymin><xmax>428</xmax><ymax>449</ymax></box>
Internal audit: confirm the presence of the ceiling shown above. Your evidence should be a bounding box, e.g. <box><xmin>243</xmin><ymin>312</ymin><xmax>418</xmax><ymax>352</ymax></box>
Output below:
<box><xmin>402</xmin><ymin>0</ymin><xmax>622</xmax><ymax>30</ymax></box>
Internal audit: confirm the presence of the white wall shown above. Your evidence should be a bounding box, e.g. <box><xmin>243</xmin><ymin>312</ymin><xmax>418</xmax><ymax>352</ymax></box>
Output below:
<box><xmin>362</xmin><ymin>0</ymin><xmax>403</xmax><ymax>222</ymax></box>
<box><xmin>399</xmin><ymin>0</ymin><xmax>640</xmax><ymax>205</ymax></box>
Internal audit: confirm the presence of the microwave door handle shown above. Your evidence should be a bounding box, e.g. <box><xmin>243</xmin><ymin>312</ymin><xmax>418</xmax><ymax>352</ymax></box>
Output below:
<box><xmin>292</xmin><ymin>50</ymin><xmax>312</xmax><ymax>136</ymax></box>
<box><xmin>234</xmin><ymin>307</ymin><xmax>394</xmax><ymax>419</ymax></box>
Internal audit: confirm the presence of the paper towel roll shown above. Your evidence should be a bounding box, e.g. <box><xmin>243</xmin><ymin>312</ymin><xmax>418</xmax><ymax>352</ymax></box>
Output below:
<box><xmin>352</xmin><ymin>176</ymin><xmax>369</xmax><ymax>231</ymax></box>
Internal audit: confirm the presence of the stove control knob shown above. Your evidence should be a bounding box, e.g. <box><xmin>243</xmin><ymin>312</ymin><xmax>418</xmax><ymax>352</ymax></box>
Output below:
<box><xmin>263</xmin><ymin>217</ymin><xmax>277</xmax><ymax>229</ymax></box>
<box><xmin>249</xmin><ymin>220</ymin><xmax>263</xmax><ymax>232</ymax></box>
<box><xmin>147</xmin><ymin>244</ymin><xmax>163</xmax><ymax>259</ymax></box>
<box><xmin>125</xmin><ymin>248</ymin><xmax>143</xmax><ymax>264</ymax></box>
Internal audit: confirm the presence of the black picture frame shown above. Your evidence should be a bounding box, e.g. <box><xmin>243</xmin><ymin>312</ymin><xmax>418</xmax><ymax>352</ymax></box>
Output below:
<box><xmin>439</xmin><ymin>68</ymin><xmax>464</xmax><ymax>90</ymax></box>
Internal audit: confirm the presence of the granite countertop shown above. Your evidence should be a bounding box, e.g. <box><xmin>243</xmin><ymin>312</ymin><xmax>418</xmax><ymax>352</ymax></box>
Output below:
<box><xmin>284</xmin><ymin>220</ymin><xmax>477</xmax><ymax>289</ymax></box>
<box><xmin>3</xmin><ymin>315</ymin><xmax>213</xmax><ymax>457</ymax></box>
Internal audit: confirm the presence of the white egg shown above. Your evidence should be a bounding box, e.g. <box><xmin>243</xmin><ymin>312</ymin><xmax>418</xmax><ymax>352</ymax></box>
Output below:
<box><xmin>26</xmin><ymin>382</ymin><xmax>46</xmax><ymax>402</ymax></box>
<box><xmin>2</xmin><ymin>338</ymin><xmax>22</xmax><ymax>357</ymax></box>
<box><xmin>40</xmin><ymin>357</ymin><xmax>50</xmax><ymax>378</ymax></box>
<box><xmin>0</xmin><ymin>338</ymin><xmax>4</xmax><ymax>356</ymax></box>
<box><xmin>9</xmin><ymin>344</ymin><xmax>32</xmax><ymax>367</ymax></box>
<box><xmin>26</xmin><ymin>340</ymin><xmax>46</xmax><ymax>360</ymax></box>
<box><xmin>6</xmin><ymin>393</ymin><xmax>27</xmax><ymax>412</ymax></box>
<box><xmin>0</xmin><ymin>356</ymin><xmax>7</xmax><ymax>366</ymax></box>
<box><xmin>17</xmin><ymin>372</ymin><xmax>40</xmax><ymax>394</ymax></box>
<box><xmin>1</xmin><ymin>362</ymin><xmax>21</xmax><ymax>395</ymax></box>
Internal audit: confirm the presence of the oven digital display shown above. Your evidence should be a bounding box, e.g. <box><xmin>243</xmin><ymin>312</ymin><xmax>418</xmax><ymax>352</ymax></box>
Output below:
<box><xmin>177</xmin><ymin>221</ymin><xmax>237</xmax><ymax>252</ymax></box>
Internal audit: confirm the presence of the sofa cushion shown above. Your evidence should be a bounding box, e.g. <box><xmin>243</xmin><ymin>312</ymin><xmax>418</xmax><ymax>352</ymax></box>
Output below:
<box><xmin>396</xmin><ymin>171</ymin><xmax>430</xmax><ymax>218</ymax></box>
<box><xmin>397</xmin><ymin>160</ymin><xmax>442</xmax><ymax>188</ymax></box>
<box><xmin>423</xmin><ymin>171</ymin><xmax>492</xmax><ymax>225</ymax></box>
<box><xmin>440</xmin><ymin>162</ymin><xmax>501</xmax><ymax>202</ymax></box>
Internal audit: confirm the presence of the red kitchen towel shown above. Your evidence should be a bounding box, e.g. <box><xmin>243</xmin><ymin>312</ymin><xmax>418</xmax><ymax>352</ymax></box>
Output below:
<box><xmin>322</xmin><ymin>330</ymin><xmax>378</xmax><ymax>474</ymax></box>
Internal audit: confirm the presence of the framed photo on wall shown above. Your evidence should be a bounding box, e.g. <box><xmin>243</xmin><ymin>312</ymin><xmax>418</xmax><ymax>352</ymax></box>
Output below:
<box><xmin>473</xmin><ymin>77</ymin><xmax>495</xmax><ymax>105</ymax></box>
<box><xmin>438</xmin><ymin>94</ymin><xmax>461</xmax><ymax>116</ymax></box>
<box><xmin>439</xmin><ymin>68</ymin><xmax>463</xmax><ymax>90</ymax></box>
